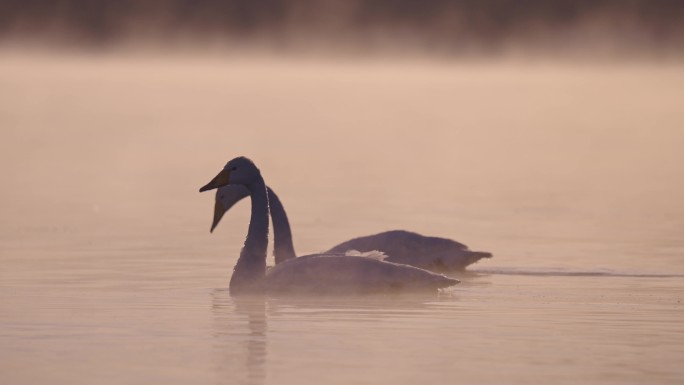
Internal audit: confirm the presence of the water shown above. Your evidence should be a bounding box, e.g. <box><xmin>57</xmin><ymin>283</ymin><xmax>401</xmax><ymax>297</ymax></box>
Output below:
<box><xmin>1</xmin><ymin>53</ymin><xmax>683</xmax><ymax>384</ymax></box>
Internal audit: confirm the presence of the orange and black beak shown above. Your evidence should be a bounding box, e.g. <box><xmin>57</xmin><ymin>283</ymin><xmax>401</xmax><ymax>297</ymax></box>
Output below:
<box><xmin>210</xmin><ymin>198</ymin><xmax>227</xmax><ymax>233</ymax></box>
<box><xmin>199</xmin><ymin>168</ymin><xmax>231</xmax><ymax>192</ymax></box>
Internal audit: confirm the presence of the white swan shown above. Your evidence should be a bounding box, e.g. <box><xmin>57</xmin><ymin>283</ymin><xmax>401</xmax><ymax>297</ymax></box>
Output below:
<box><xmin>212</xmin><ymin>185</ymin><xmax>492</xmax><ymax>272</ymax></box>
<box><xmin>199</xmin><ymin>156</ymin><xmax>460</xmax><ymax>295</ymax></box>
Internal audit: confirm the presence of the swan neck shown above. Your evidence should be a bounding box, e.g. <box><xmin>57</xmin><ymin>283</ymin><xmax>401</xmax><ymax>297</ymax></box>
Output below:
<box><xmin>244</xmin><ymin>178</ymin><xmax>269</xmax><ymax>255</ymax></box>
<box><xmin>229</xmin><ymin>178</ymin><xmax>269</xmax><ymax>293</ymax></box>
<box><xmin>267</xmin><ymin>187</ymin><xmax>297</xmax><ymax>264</ymax></box>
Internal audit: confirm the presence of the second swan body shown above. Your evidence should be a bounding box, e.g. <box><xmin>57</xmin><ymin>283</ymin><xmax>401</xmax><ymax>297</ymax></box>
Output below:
<box><xmin>212</xmin><ymin>184</ymin><xmax>491</xmax><ymax>272</ymax></box>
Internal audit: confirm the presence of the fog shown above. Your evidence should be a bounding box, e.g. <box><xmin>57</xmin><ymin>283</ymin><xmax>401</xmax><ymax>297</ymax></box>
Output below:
<box><xmin>2</xmin><ymin>2</ymin><xmax>684</xmax><ymax>385</ymax></box>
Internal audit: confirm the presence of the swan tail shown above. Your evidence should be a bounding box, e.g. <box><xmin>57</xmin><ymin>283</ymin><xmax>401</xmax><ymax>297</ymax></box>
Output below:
<box><xmin>471</xmin><ymin>251</ymin><xmax>493</xmax><ymax>260</ymax></box>
<box><xmin>452</xmin><ymin>250</ymin><xmax>493</xmax><ymax>270</ymax></box>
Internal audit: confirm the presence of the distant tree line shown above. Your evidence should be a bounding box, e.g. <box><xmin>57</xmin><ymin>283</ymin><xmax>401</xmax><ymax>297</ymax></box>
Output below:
<box><xmin>1</xmin><ymin>0</ymin><xmax>683</xmax><ymax>53</ymax></box>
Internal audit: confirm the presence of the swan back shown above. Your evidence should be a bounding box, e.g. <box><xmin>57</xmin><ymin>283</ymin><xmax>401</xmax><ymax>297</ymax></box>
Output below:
<box><xmin>326</xmin><ymin>230</ymin><xmax>492</xmax><ymax>272</ymax></box>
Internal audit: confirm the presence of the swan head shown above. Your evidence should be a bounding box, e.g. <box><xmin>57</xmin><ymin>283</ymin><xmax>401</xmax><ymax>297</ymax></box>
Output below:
<box><xmin>199</xmin><ymin>156</ymin><xmax>261</xmax><ymax>193</ymax></box>
<box><xmin>210</xmin><ymin>185</ymin><xmax>250</xmax><ymax>232</ymax></box>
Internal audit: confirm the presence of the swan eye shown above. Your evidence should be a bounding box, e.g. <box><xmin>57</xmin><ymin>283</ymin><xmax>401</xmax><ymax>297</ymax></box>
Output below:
<box><xmin>230</xmin><ymin>166</ymin><xmax>237</xmax><ymax>171</ymax></box>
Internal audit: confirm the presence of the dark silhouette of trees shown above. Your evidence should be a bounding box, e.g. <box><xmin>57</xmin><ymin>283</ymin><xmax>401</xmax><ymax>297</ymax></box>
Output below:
<box><xmin>1</xmin><ymin>0</ymin><xmax>682</xmax><ymax>52</ymax></box>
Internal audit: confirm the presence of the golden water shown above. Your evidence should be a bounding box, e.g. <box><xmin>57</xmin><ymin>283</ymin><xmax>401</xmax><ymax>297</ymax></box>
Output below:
<box><xmin>1</xmin><ymin>53</ymin><xmax>683</xmax><ymax>384</ymax></box>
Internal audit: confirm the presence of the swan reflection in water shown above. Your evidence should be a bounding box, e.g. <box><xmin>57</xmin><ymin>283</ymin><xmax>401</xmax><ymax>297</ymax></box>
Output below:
<box><xmin>212</xmin><ymin>289</ymin><xmax>267</xmax><ymax>385</ymax></box>
<box><xmin>210</xmin><ymin>285</ymin><xmax>473</xmax><ymax>385</ymax></box>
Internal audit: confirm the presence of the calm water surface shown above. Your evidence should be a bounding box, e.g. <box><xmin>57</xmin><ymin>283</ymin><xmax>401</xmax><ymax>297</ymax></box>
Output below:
<box><xmin>1</xmin><ymin>54</ymin><xmax>683</xmax><ymax>384</ymax></box>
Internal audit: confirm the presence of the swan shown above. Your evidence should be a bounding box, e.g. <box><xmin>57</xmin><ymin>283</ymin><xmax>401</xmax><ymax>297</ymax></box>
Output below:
<box><xmin>199</xmin><ymin>156</ymin><xmax>460</xmax><ymax>295</ymax></box>
<box><xmin>211</xmin><ymin>185</ymin><xmax>492</xmax><ymax>272</ymax></box>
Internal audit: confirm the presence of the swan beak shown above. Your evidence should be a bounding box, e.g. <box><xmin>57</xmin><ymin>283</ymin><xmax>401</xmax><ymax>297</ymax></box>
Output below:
<box><xmin>199</xmin><ymin>169</ymin><xmax>231</xmax><ymax>192</ymax></box>
<box><xmin>210</xmin><ymin>199</ymin><xmax>228</xmax><ymax>233</ymax></box>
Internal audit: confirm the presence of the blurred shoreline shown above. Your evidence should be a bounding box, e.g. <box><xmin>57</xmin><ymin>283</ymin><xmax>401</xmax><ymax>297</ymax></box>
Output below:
<box><xmin>2</xmin><ymin>47</ymin><xmax>684</xmax><ymax>72</ymax></box>
<box><xmin>1</xmin><ymin>1</ymin><xmax>683</xmax><ymax>61</ymax></box>
<box><xmin>1</xmin><ymin>45</ymin><xmax>682</xmax><ymax>66</ymax></box>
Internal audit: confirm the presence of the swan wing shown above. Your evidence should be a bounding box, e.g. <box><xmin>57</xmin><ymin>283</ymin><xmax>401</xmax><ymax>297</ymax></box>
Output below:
<box><xmin>326</xmin><ymin>230</ymin><xmax>492</xmax><ymax>272</ymax></box>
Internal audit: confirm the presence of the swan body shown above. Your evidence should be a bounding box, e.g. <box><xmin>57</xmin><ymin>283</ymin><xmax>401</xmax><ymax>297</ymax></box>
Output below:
<box><xmin>200</xmin><ymin>157</ymin><xmax>459</xmax><ymax>295</ymax></box>
<box><xmin>213</xmin><ymin>185</ymin><xmax>491</xmax><ymax>272</ymax></box>
<box><xmin>266</xmin><ymin>254</ymin><xmax>458</xmax><ymax>294</ymax></box>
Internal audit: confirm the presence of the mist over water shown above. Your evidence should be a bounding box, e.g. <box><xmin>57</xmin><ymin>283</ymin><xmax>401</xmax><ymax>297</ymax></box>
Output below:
<box><xmin>2</xmin><ymin>2</ymin><xmax>684</xmax><ymax>384</ymax></box>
